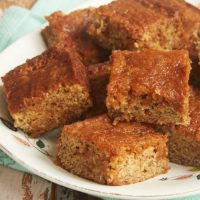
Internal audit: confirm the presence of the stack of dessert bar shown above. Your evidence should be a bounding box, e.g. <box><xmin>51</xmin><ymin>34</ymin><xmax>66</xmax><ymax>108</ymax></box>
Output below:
<box><xmin>1</xmin><ymin>0</ymin><xmax>200</xmax><ymax>185</ymax></box>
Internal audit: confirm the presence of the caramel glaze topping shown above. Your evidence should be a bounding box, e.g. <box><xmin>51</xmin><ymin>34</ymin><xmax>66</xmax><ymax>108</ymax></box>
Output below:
<box><xmin>87</xmin><ymin>61</ymin><xmax>111</xmax><ymax>78</ymax></box>
<box><xmin>46</xmin><ymin>9</ymin><xmax>92</xmax><ymax>38</ymax></box>
<box><xmin>1</xmin><ymin>43</ymin><xmax>89</xmax><ymax>114</ymax></box>
<box><xmin>136</xmin><ymin>0</ymin><xmax>200</xmax><ymax>57</ymax></box>
<box><xmin>62</xmin><ymin>114</ymin><xmax>167</xmax><ymax>156</ymax></box>
<box><xmin>108</xmin><ymin>49</ymin><xmax>191</xmax><ymax>113</ymax></box>
<box><xmin>95</xmin><ymin>0</ymin><xmax>165</xmax><ymax>37</ymax></box>
<box><xmin>94</xmin><ymin>0</ymin><xmax>200</xmax><ymax>57</ymax></box>
<box><xmin>45</xmin><ymin>9</ymin><xmax>109</xmax><ymax>65</ymax></box>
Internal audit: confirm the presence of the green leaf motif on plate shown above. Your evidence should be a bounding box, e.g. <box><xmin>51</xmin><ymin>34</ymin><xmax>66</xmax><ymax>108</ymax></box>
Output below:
<box><xmin>36</xmin><ymin>140</ymin><xmax>45</xmax><ymax>149</ymax></box>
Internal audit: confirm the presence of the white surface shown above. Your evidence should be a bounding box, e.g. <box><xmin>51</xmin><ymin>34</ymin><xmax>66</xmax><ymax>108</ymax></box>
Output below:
<box><xmin>0</xmin><ymin>0</ymin><xmax>200</xmax><ymax>199</ymax></box>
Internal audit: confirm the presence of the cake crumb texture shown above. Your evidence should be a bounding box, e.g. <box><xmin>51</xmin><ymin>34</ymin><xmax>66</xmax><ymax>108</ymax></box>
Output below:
<box><xmin>1</xmin><ymin>43</ymin><xmax>92</xmax><ymax>137</ymax></box>
<box><xmin>57</xmin><ymin>115</ymin><xmax>169</xmax><ymax>185</ymax></box>
<box><xmin>157</xmin><ymin>87</ymin><xmax>200</xmax><ymax>167</ymax></box>
<box><xmin>88</xmin><ymin>0</ymin><xmax>200</xmax><ymax>59</ymax></box>
<box><xmin>106</xmin><ymin>49</ymin><xmax>191</xmax><ymax>125</ymax></box>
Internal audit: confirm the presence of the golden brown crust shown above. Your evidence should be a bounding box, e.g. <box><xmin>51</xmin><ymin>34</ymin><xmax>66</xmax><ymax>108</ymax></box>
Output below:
<box><xmin>136</xmin><ymin>0</ymin><xmax>200</xmax><ymax>57</ymax></box>
<box><xmin>87</xmin><ymin>61</ymin><xmax>111</xmax><ymax>78</ymax></box>
<box><xmin>61</xmin><ymin>114</ymin><xmax>167</xmax><ymax>156</ymax></box>
<box><xmin>88</xmin><ymin>0</ymin><xmax>200</xmax><ymax>58</ymax></box>
<box><xmin>88</xmin><ymin>0</ymin><xmax>166</xmax><ymax>50</ymax></box>
<box><xmin>42</xmin><ymin>9</ymin><xmax>110</xmax><ymax>66</ymax></box>
<box><xmin>1</xmin><ymin>43</ymin><xmax>90</xmax><ymax>115</ymax></box>
<box><xmin>92</xmin><ymin>0</ymin><xmax>163</xmax><ymax>36</ymax></box>
<box><xmin>110</xmin><ymin>49</ymin><xmax>191</xmax><ymax>104</ymax></box>
<box><xmin>45</xmin><ymin>10</ymin><xmax>91</xmax><ymax>38</ymax></box>
<box><xmin>58</xmin><ymin>114</ymin><xmax>169</xmax><ymax>185</ymax></box>
<box><xmin>106</xmin><ymin>49</ymin><xmax>191</xmax><ymax>125</ymax></box>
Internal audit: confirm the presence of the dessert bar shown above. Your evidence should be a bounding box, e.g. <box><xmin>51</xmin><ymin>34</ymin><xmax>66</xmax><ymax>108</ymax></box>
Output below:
<box><xmin>106</xmin><ymin>49</ymin><xmax>191</xmax><ymax>125</ymax></box>
<box><xmin>2</xmin><ymin>43</ymin><xmax>92</xmax><ymax>137</ymax></box>
<box><xmin>57</xmin><ymin>115</ymin><xmax>169</xmax><ymax>185</ymax></box>
<box><xmin>42</xmin><ymin>9</ymin><xmax>110</xmax><ymax>66</ymax></box>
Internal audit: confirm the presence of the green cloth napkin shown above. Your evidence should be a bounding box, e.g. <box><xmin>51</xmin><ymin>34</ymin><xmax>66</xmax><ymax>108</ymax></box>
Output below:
<box><xmin>0</xmin><ymin>0</ymin><xmax>200</xmax><ymax>199</ymax></box>
<box><xmin>0</xmin><ymin>0</ymin><xmax>87</xmax><ymax>52</ymax></box>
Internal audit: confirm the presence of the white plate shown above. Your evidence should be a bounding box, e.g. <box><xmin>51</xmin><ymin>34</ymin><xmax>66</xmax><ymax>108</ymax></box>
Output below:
<box><xmin>0</xmin><ymin>0</ymin><xmax>200</xmax><ymax>199</ymax></box>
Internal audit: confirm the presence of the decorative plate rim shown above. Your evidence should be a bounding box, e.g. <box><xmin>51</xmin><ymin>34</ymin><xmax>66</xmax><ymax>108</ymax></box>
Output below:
<box><xmin>0</xmin><ymin>0</ymin><xmax>200</xmax><ymax>199</ymax></box>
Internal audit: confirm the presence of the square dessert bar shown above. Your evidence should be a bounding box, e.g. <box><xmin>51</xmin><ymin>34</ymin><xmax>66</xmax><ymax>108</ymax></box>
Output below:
<box><xmin>41</xmin><ymin>9</ymin><xmax>110</xmax><ymax>66</ymax></box>
<box><xmin>1</xmin><ymin>43</ymin><xmax>92</xmax><ymax>138</ymax></box>
<box><xmin>85</xmin><ymin>61</ymin><xmax>111</xmax><ymax>118</ymax></box>
<box><xmin>135</xmin><ymin>0</ymin><xmax>200</xmax><ymax>59</ymax></box>
<box><xmin>157</xmin><ymin>87</ymin><xmax>200</xmax><ymax>167</ymax></box>
<box><xmin>57</xmin><ymin>114</ymin><xmax>169</xmax><ymax>185</ymax></box>
<box><xmin>88</xmin><ymin>0</ymin><xmax>168</xmax><ymax>51</ymax></box>
<box><xmin>88</xmin><ymin>0</ymin><xmax>200</xmax><ymax>58</ymax></box>
<box><xmin>106</xmin><ymin>49</ymin><xmax>191</xmax><ymax>125</ymax></box>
